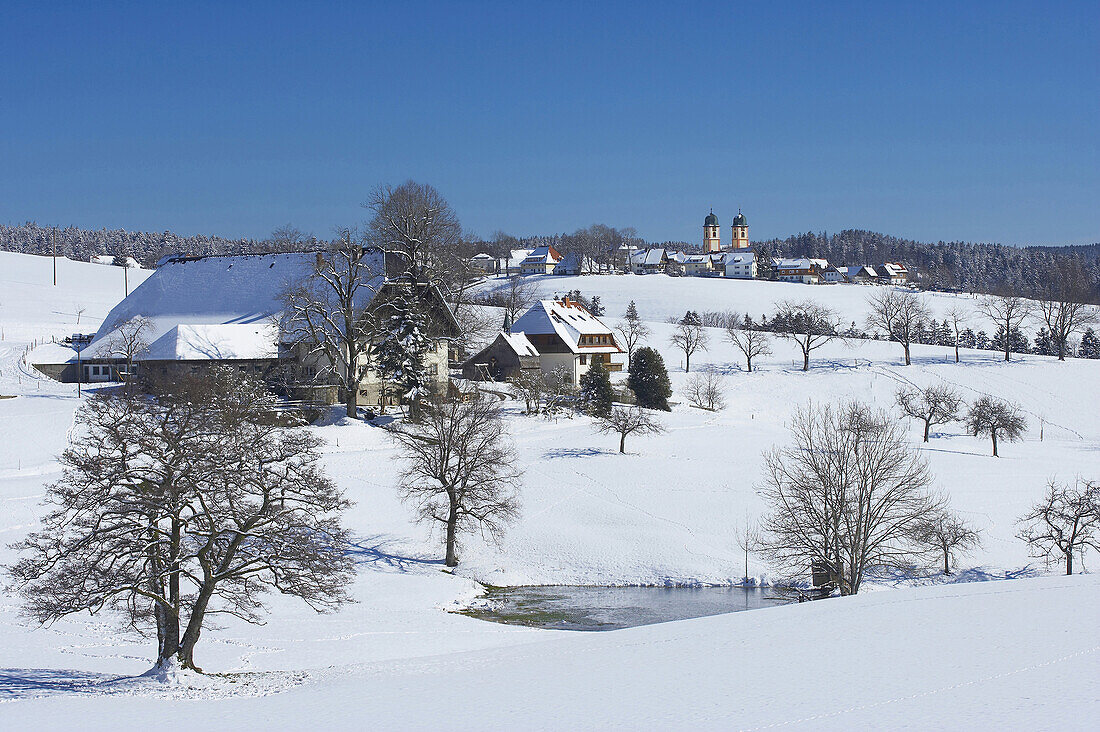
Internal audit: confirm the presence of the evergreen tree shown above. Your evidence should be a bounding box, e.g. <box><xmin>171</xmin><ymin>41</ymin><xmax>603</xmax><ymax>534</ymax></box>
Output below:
<box><xmin>975</xmin><ymin>330</ymin><xmax>990</xmax><ymax>350</ymax></box>
<box><xmin>960</xmin><ymin>328</ymin><xmax>977</xmax><ymax>349</ymax></box>
<box><xmin>1079</xmin><ymin>328</ymin><xmax>1100</xmax><ymax>359</ymax></box>
<box><xmin>627</xmin><ymin>347</ymin><xmax>672</xmax><ymax>411</ymax></box>
<box><xmin>579</xmin><ymin>361</ymin><xmax>614</xmax><ymax>417</ymax></box>
<box><xmin>374</xmin><ymin>298</ymin><xmax>433</xmax><ymax>416</ymax></box>
<box><xmin>588</xmin><ymin>295</ymin><xmax>605</xmax><ymax>317</ymax></box>
<box><xmin>1033</xmin><ymin>328</ymin><xmax>1056</xmax><ymax>356</ymax></box>
<box><xmin>990</xmin><ymin>325</ymin><xmax>1029</xmax><ymax>356</ymax></box>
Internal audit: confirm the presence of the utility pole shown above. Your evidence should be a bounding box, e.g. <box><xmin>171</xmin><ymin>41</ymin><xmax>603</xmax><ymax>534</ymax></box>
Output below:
<box><xmin>52</xmin><ymin>227</ymin><xmax>57</xmax><ymax>286</ymax></box>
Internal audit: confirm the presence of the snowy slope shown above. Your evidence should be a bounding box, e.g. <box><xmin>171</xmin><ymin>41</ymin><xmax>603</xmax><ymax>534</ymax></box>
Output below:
<box><xmin>2</xmin><ymin>258</ymin><xmax>1099</xmax><ymax>727</ymax></box>
<box><xmin>4</xmin><ymin>576</ymin><xmax>1098</xmax><ymax>730</ymax></box>
<box><xmin>477</xmin><ymin>271</ymin><xmax>993</xmax><ymax>326</ymax></box>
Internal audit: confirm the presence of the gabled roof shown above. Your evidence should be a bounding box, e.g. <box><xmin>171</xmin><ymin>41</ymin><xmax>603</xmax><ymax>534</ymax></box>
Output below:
<box><xmin>522</xmin><ymin>245</ymin><xmax>562</xmax><ymax>266</ymax></box>
<box><xmin>86</xmin><ymin>251</ymin><xmax>388</xmax><ymax>360</ymax></box>
<box><xmin>500</xmin><ymin>331</ymin><xmax>539</xmax><ymax>357</ymax></box>
<box><xmin>511</xmin><ymin>299</ymin><xmax>622</xmax><ymax>354</ymax></box>
<box><xmin>643</xmin><ymin>248</ymin><xmax>667</xmax><ymax>266</ymax></box>
<box><xmin>471</xmin><ymin>252</ymin><xmax>495</xmax><ymax>260</ymax></box>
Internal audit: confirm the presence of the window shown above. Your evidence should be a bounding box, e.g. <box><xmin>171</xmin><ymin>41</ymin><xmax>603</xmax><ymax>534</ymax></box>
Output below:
<box><xmin>580</xmin><ymin>355</ymin><xmax>587</xmax><ymax>365</ymax></box>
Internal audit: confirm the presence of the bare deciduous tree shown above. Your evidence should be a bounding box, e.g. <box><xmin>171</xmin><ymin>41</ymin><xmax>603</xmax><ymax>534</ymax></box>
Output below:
<box><xmin>977</xmin><ymin>294</ymin><xmax>1034</xmax><ymax>362</ymax></box>
<box><xmin>104</xmin><ymin>315</ymin><xmax>153</xmax><ymax>387</ymax></box>
<box><xmin>911</xmin><ymin>508</ymin><xmax>981</xmax><ymax>575</ymax></box>
<box><xmin>616</xmin><ymin>300</ymin><xmax>650</xmax><ymax>369</ymax></box>
<box><xmin>966</xmin><ymin>395</ymin><xmax>1027</xmax><ymax>457</ymax></box>
<box><xmin>1036</xmin><ymin>262</ymin><xmax>1099</xmax><ymax>361</ymax></box>
<box><xmin>1017</xmin><ymin>478</ymin><xmax>1099</xmax><ymax>575</ymax></box>
<box><xmin>6</xmin><ymin>368</ymin><xmax>353</xmax><ymax>672</ymax></box>
<box><xmin>501</xmin><ymin>275</ymin><xmax>541</xmax><ymax>330</ymax></box>
<box><xmin>594</xmin><ymin>405</ymin><xmax>666</xmax><ymax>454</ymax></box>
<box><xmin>391</xmin><ymin>395</ymin><xmax>522</xmax><ymax>567</ymax></box>
<box><xmin>772</xmin><ymin>300</ymin><xmax>845</xmax><ymax>371</ymax></box>
<box><xmin>945</xmin><ymin>306</ymin><xmax>969</xmax><ymax>363</ymax></box>
<box><xmin>669</xmin><ymin>312</ymin><xmax>709</xmax><ymax>372</ymax></box>
<box><xmin>865</xmin><ymin>289</ymin><xmax>932</xmax><ymax>366</ymax></box>
<box><xmin>895</xmin><ymin>383</ymin><xmax>963</xmax><ymax>442</ymax></box>
<box><xmin>280</xmin><ymin>229</ymin><xmax>383</xmax><ymax>418</ymax></box>
<box><xmin>684</xmin><ymin>371</ymin><xmax>726</xmax><ymax>411</ymax></box>
<box><xmin>267</xmin><ymin>223</ymin><xmax>308</xmax><ymax>253</ymax></box>
<box><xmin>365</xmin><ymin>180</ymin><xmax>462</xmax><ymax>285</ymax></box>
<box><xmin>725</xmin><ymin>317</ymin><xmax>772</xmax><ymax>373</ymax></box>
<box><xmin>758</xmin><ymin>402</ymin><xmax>941</xmax><ymax>595</ymax></box>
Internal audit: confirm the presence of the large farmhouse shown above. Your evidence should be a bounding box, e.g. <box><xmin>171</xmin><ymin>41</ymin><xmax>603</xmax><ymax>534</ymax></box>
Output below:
<box><xmin>34</xmin><ymin>251</ymin><xmax>460</xmax><ymax>408</ymax></box>
<box><xmin>506</xmin><ymin>296</ymin><xmax>624</xmax><ymax>384</ymax></box>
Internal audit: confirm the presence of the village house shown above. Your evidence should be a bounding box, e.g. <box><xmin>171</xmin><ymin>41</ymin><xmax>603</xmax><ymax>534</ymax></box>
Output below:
<box><xmin>469</xmin><ymin>252</ymin><xmax>497</xmax><ymax>274</ymax></box>
<box><xmin>498</xmin><ymin>248</ymin><xmax>534</xmax><ymax>276</ymax></box>
<box><xmin>459</xmin><ymin>331</ymin><xmax>541</xmax><ymax>381</ymax></box>
<box><xmin>554</xmin><ymin>251</ymin><xmax>598</xmax><ymax>276</ymax></box>
<box><xmin>876</xmin><ymin>262</ymin><xmax>909</xmax><ymax>285</ymax></box>
<box><xmin>630</xmin><ymin>248</ymin><xmax>669</xmax><ymax>275</ymax></box>
<box><xmin>724</xmin><ymin>251</ymin><xmax>756</xmax><ymax>279</ymax></box>
<box><xmin>520</xmin><ymin>245</ymin><xmax>563</xmax><ymax>275</ymax></box>
<box><xmin>507</xmin><ymin>296</ymin><xmax>625</xmax><ymax>384</ymax></box>
<box><xmin>33</xmin><ymin>251</ymin><xmax>460</xmax><ymax>408</ymax></box>
<box><xmin>775</xmin><ymin>257</ymin><xmax>829</xmax><ymax>284</ymax></box>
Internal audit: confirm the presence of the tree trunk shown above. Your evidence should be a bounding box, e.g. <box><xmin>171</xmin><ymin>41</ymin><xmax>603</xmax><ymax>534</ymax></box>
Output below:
<box><xmin>991</xmin><ymin>428</ymin><xmax>999</xmax><ymax>457</ymax></box>
<box><xmin>1066</xmin><ymin>551</ymin><xmax>1073</xmax><ymax>575</ymax></box>
<box><xmin>445</xmin><ymin>494</ymin><xmax>459</xmax><ymax>567</ymax></box>
<box><xmin>685</xmin><ymin>353</ymin><xmax>690</xmax><ymax>373</ymax></box>
<box><xmin>619</xmin><ymin>432</ymin><xmax>626</xmax><ymax>453</ymax></box>
<box><xmin>345</xmin><ymin>388</ymin><xmax>358</xmax><ymax>419</ymax></box>
<box><xmin>155</xmin><ymin>602</ymin><xmax>180</xmax><ymax>664</ymax></box>
<box><xmin>802</xmin><ymin>350</ymin><xmax>809</xmax><ymax>372</ymax></box>
<box><xmin>746</xmin><ymin>356</ymin><xmax>752</xmax><ymax>373</ymax></box>
<box><xmin>943</xmin><ymin>548</ymin><xmax>951</xmax><ymax>575</ymax></box>
<box><xmin>903</xmin><ymin>342</ymin><xmax>911</xmax><ymax>366</ymax></box>
<box><xmin>955</xmin><ymin>343</ymin><xmax>960</xmax><ymax>363</ymax></box>
<box><xmin>923</xmin><ymin>420</ymin><xmax>931</xmax><ymax>442</ymax></box>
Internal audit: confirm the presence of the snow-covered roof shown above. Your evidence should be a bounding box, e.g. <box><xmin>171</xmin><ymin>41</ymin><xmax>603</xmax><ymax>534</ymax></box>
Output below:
<box><xmin>500</xmin><ymin>331</ymin><xmax>539</xmax><ymax>357</ymax></box>
<box><xmin>511</xmin><ymin>299</ymin><xmax>622</xmax><ymax>354</ymax></box>
<box><xmin>505</xmin><ymin>249</ymin><xmax>534</xmax><ymax>268</ymax></box>
<box><xmin>471</xmin><ymin>253</ymin><xmax>495</xmax><ymax>261</ymax></box>
<box><xmin>725</xmin><ymin>252</ymin><xmax>754</xmax><ymax>264</ymax></box>
<box><xmin>85</xmin><ymin>251</ymin><xmax>385</xmax><ymax>361</ymax></box>
<box><xmin>775</xmin><ymin>258</ymin><xmax>827</xmax><ymax>270</ymax></box>
<box><xmin>643</xmin><ymin>249</ymin><xmax>666</xmax><ymax>266</ymax></box>
<box><xmin>879</xmin><ymin>263</ymin><xmax>907</xmax><ymax>276</ymax></box>
<box><xmin>522</xmin><ymin>246</ymin><xmax>562</xmax><ymax>266</ymax></box>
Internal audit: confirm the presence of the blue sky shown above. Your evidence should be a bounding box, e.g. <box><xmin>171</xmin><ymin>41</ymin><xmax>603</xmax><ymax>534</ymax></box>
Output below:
<box><xmin>1</xmin><ymin>1</ymin><xmax>1097</xmax><ymax>245</ymax></box>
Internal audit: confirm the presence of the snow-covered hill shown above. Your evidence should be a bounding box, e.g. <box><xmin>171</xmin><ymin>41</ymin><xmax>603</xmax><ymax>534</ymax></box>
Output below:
<box><xmin>2</xmin><ymin>260</ymin><xmax>1098</xmax><ymax>727</ymax></box>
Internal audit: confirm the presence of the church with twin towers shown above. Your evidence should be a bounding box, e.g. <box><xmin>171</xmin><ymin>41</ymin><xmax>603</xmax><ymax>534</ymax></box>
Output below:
<box><xmin>702</xmin><ymin>209</ymin><xmax>749</xmax><ymax>253</ymax></box>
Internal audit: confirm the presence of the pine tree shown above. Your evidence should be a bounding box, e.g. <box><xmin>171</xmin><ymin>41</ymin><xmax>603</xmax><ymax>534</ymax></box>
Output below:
<box><xmin>579</xmin><ymin>361</ymin><xmax>614</xmax><ymax>417</ymax></box>
<box><xmin>627</xmin><ymin>347</ymin><xmax>672</xmax><ymax>411</ymax></box>
<box><xmin>374</xmin><ymin>298</ymin><xmax>433</xmax><ymax>417</ymax></box>
<box><xmin>1033</xmin><ymin>328</ymin><xmax>1056</xmax><ymax>356</ymax></box>
<box><xmin>1079</xmin><ymin>328</ymin><xmax>1100</xmax><ymax>359</ymax></box>
<box><xmin>588</xmin><ymin>295</ymin><xmax>605</xmax><ymax>317</ymax></box>
<box><xmin>991</xmin><ymin>325</ymin><xmax>1029</xmax><ymax>356</ymax></box>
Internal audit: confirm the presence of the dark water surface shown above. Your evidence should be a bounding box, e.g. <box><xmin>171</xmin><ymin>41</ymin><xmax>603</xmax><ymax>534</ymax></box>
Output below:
<box><xmin>464</xmin><ymin>585</ymin><xmax>792</xmax><ymax>631</ymax></box>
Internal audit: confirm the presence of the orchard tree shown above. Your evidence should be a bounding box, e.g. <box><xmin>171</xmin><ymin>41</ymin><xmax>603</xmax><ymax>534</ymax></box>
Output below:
<box><xmin>912</xmin><ymin>509</ymin><xmax>982</xmax><ymax>575</ymax></box>
<box><xmin>865</xmin><ymin>289</ymin><xmax>932</xmax><ymax>366</ymax></box>
<box><xmin>1017</xmin><ymin>478</ymin><xmax>1099</xmax><ymax>575</ymax></box>
<box><xmin>1035</xmin><ymin>261</ymin><xmax>1099</xmax><ymax>361</ymax></box>
<box><xmin>771</xmin><ymin>300</ymin><xmax>845</xmax><ymax>371</ymax></box>
<box><xmin>966</xmin><ymin>396</ymin><xmax>1027</xmax><ymax>457</ymax></box>
<box><xmin>594</xmin><ymin>405</ymin><xmax>666</xmax><ymax>454</ymax></box>
<box><xmin>977</xmin><ymin>294</ymin><xmax>1034</xmax><ymax>362</ymax></box>
<box><xmin>725</xmin><ymin>317</ymin><xmax>772</xmax><ymax>373</ymax></box>
<box><xmin>669</xmin><ymin>310</ymin><xmax>709</xmax><ymax>372</ymax></box>
<box><xmin>895</xmin><ymin>384</ymin><xmax>963</xmax><ymax>442</ymax></box>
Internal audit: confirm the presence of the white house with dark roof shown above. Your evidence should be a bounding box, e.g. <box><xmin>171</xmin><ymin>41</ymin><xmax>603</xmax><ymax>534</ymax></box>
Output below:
<box><xmin>509</xmin><ymin>295</ymin><xmax>624</xmax><ymax>383</ymax></box>
<box><xmin>520</xmin><ymin>245</ymin><xmax>563</xmax><ymax>275</ymax></box>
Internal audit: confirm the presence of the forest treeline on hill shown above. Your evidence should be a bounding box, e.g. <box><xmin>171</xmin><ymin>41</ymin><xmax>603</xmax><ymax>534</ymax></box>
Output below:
<box><xmin>2</xmin><ymin>221</ymin><xmax>1098</xmax><ymax>302</ymax></box>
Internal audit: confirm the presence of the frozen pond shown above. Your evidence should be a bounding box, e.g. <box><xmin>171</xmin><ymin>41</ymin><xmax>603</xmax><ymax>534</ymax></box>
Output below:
<box><xmin>464</xmin><ymin>585</ymin><xmax>792</xmax><ymax>631</ymax></box>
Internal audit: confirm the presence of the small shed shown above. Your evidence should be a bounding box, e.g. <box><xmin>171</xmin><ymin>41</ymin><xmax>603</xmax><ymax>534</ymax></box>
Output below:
<box><xmin>461</xmin><ymin>331</ymin><xmax>541</xmax><ymax>381</ymax></box>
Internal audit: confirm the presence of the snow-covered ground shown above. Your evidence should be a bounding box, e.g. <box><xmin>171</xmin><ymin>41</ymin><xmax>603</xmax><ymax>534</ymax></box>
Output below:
<box><xmin>2</xmin><ymin>253</ymin><xmax>1098</xmax><ymax>727</ymax></box>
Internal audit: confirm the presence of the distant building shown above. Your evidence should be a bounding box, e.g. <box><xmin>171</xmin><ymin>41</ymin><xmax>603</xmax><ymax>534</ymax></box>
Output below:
<box><xmin>702</xmin><ymin>209</ymin><xmax>749</xmax><ymax>253</ymax></box>
<box><xmin>520</xmin><ymin>245</ymin><xmax>563</xmax><ymax>275</ymax></box>
<box><xmin>724</xmin><ymin>251</ymin><xmax>756</xmax><ymax>279</ymax></box>
<box><xmin>775</xmin><ymin>258</ymin><xmax>828</xmax><ymax>284</ymax></box>
<box><xmin>470</xmin><ymin>252</ymin><xmax>497</xmax><ymax>274</ymax></box>
<box><xmin>876</xmin><ymin>262</ymin><xmax>909</xmax><ymax>285</ymax></box>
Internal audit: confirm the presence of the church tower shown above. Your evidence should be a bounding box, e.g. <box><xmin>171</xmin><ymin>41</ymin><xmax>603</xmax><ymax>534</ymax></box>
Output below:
<box><xmin>731</xmin><ymin>209</ymin><xmax>749</xmax><ymax>249</ymax></box>
<box><xmin>703</xmin><ymin>210</ymin><xmax>720</xmax><ymax>253</ymax></box>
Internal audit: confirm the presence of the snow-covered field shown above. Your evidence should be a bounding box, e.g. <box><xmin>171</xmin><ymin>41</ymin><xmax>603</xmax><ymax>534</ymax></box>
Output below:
<box><xmin>2</xmin><ymin>253</ymin><xmax>1098</xmax><ymax>728</ymax></box>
